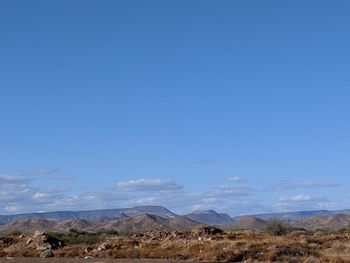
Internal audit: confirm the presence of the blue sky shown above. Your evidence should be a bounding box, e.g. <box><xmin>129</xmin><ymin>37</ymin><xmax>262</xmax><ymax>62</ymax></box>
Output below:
<box><xmin>1</xmin><ymin>1</ymin><xmax>350</xmax><ymax>215</ymax></box>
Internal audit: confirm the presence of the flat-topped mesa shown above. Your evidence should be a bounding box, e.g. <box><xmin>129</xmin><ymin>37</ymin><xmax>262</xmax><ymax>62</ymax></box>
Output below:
<box><xmin>185</xmin><ymin>210</ymin><xmax>234</xmax><ymax>226</ymax></box>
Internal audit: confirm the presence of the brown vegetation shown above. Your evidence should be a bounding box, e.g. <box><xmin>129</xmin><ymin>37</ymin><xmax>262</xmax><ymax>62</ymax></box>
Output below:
<box><xmin>2</xmin><ymin>226</ymin><xmax>350</xmax><ymax>262</ymax></box>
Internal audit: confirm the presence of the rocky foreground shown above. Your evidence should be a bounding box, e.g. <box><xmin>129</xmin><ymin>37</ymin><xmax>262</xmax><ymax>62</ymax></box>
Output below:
<box><xmin>1</xmin><ymin>226</ymin><xmax>350</xmax><ymax>262</ymax></box>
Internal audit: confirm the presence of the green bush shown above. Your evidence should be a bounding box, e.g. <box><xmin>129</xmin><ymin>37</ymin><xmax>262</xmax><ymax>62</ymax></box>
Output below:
<box><xmin>0</xmin><ymin>230</ymin><xmax>23</xmax><ymax>237</ymax></box>
<box><xmin>47</xmin><ymin>229</ymin><xmax>103</xmax><ymax>245</ymax></box>
<box><xmin>118</xmin><ymin>223</ymin><xmax>135</xmax><ymax>236</ymax></box>
<box><xmin>96</xmin><ymin>228</ymin><xmax>119</xmax><ymax>236</ymax></box>
<box><xmin>263</xmin><ymin>219</ymin><xmax>288</xmax><ymax>236</ymax></box>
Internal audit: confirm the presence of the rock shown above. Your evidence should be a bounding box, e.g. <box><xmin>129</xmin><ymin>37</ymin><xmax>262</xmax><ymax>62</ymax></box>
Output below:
<box><xmin>195</xmin><ymin>226</ymin><xmax>224</xmax><ymax>236</ymax></box>
<box><xmin>97</xmin><ymin>243</ymin><xmax>108</xmax><ymax>251</ymax></box>
<box><xmin>33</xmin><ymin>231</ymin><xmax>44</xmax><ymax>239</ymax></box>
<box><xmin>26</xmin><ymin>238</ymin><xmax>32</xmax><ymax>245</ymax></box>
<box><xmin>84</xmin><ymin>247</ymin><xmax>93</xmax><ymax>253</ymax></box>
<box><xmin>26</xmin><ymin>231</ymin><xmax>61</xmax><ymax>250</ymax></box>
<box><xmin>37</xmin><ymin>244</ymin><xmax>51</xmax><ymax>251</ymax></box>
<box><xmin>40</xmin><ymin>250</ymin><xmax>54</xmax><ymax>258</ymax></box>
<box><xmin>300</xmin><ymin>238</ymin><xmax>308</xmax><ymax>246</ymax></box>
<box><xmin>0</xmin><ymin>237</ymin><xmax>14</xmax><ymax>246</ymax></box>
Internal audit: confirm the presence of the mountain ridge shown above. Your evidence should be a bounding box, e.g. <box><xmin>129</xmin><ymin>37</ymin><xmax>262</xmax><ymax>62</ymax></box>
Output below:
<box><xmin>1</xmin><ymin>206</ymin><xmax>350</xmax><ymax>227</ymax></box>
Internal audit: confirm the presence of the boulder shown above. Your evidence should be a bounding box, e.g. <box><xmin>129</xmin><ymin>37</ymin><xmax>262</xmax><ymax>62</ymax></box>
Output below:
<box><xmin>26</xmin><ymin>231</ymin><xmax>61</xmax><ymax>251</ymax></box>
<box><xmin>97</xmin><ymin>243</ymin><xmax>108</xmax><ymax>251</ymax></box>
<box><xmin>194</xmin><ymin>226</ymin><xmax>224</xmax><ymax>236</ymax></box>
<box><xmin>40</xmin><ymin>250</ymin><xmax>54</xmax><ymax>258</ymax></box>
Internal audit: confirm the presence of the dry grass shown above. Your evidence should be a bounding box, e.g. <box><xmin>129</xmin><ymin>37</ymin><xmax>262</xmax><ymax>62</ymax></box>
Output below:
<box><xmin>2</xmin><ymin>229</ymin><xmax>350</xmax><ymax>262</ymax></box>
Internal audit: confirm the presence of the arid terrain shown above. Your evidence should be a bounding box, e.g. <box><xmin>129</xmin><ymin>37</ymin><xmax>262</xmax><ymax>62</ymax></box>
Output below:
<box><xmin>2</xmin><ymin>207</ymin><xmax>350</xmax><ymax>262</ymax></box>
<box><xmin>0</xmin><ymin>259</ymin><xmax>192</xmax><ymax>263</ymax></box>
<box><xmin>0</xmin><ymin>260</ymin><xmax>191</xmax><ymax>263</ymax></box>
<box><xmin>2</xmin><ymin>225</ymin><xmax>350</xmax><ymax>262</ymax></box>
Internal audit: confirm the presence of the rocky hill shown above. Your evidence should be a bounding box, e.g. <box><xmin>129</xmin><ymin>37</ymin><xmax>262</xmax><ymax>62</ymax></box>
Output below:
<box><xmin>240</xmin><ymin>209</ymin><xmax>344</xmax><ymax>222</ymax></box>
<box><xmin>2</xmin><ymin>206</ymin><xmax>350</xmax><ymax>231</ymax></box>
<box><xmin>185</xmin><ymin>210</ymin><xmax>234</xmax><ymax>225</ymax></box>
<box><xmin>0</xmin><ymin>206</ymin><xmax>177</xmax><ymax>226</ymax></box>
<box><xmin>0</xmin><ymin>213</ymin><xmax>202</xmax><ymax>233</ymax></box>
<box><xmin>293</xmin><ymin>214</ymin><xmax>350</xmax><ymax>230</ymax></box>
<box><xmin>229</xmin><ymin>216</ymin><xmax>266</xmax><ymax>230</ymax></box>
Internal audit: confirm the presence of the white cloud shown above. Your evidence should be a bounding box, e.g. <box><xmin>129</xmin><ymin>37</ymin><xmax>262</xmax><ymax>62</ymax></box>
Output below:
<box><xmin>0</xmin><ymin>170</ymin><xmax>343</xmax><ymax>216</ymax></box>
<box><xmin>273</xmin><ymin>181</ymin><xmax>337</xmax><ymax>191</ymax></box>
<box><xmin>276</xmin><ymin>194</ymin><xmax>330</xmax><ymax>211</ymax></box>
<box><xmin>51</xmin><ymin>175</ymin><xmax>76</xmax><ymax>181</ymax></box>
<box><xmin>116</xmin><ymin>178</ymin><xmax>183</xmax><ymax>192</ymax></box>
<box><xmin>205</xmin><ymin>186</ymin><xmax>252</xmax><ymax>197</ymax></box>
<box><xmin>198</xmin><ymin>158</ymin><xmax>214</xmax><ymax>165</ymax></box>
<box><xmin>0</xmin><ymin>174</ymin><xmax>29</xmax><ymax>184</ymax></box>
<box><xmin>228</xmin><ymin>176</ymin><xmax>247</xmax><ymax>183</ymax></box>
<box><xmin>21</xmin><ymin>168</ymin><xmax>60</xmax><ymax>177</ymax></box>
<box><xmin>5</xmin><ymin>204</ymin><xmax>25</xmax><ymax>213</ymax></box>
<box><xmin>279</xmin><ymin>194</ymin><xmax>322</xmax><ymax>202</ymax></box>
<box><xmin>33</xmin><ymin>192</ymin><xmax>51</xmax><ymax>201</ymax></box>
<box><xmin>0</xmin><ymin>171</ymin><xmax>260</xmax><ymax>215</ymax></box>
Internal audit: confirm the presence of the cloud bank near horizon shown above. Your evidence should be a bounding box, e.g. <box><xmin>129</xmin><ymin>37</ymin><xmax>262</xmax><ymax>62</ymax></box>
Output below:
<box><xmin>0</xmin><ymin>168</ymin><xmax>345</xmax><ymax>215</ymax></box>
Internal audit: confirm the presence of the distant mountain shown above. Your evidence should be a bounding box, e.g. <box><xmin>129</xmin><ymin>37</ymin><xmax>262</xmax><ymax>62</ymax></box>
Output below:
<box><xmin>168</xmin><ymin>216</ymin><xmax>201</xmax><ymax>229</ymax></box>
<box><xmin>0</xmin><ymin>213</ymin><xmax>202</xmax><ymax>232</ymax></box>
<box><xmin>2</xmin><ymin>206</ymin><xmax>350</xmax><ymax>230</ymax></box>
<box><xmin>0</xmin><ymin>206</ymin><xmax>177</xmax><ymax>226</ymax></box>
<box><xmin>294</xmin><ymin>214</ymin><xmax>350</xmax><ymax>230</ymax></box>
<box><xmin>109</xmin><ymin>213</ymin><xmax>170</xmax><ymax>232</ymax></box>
<box><xmin>185</xmin><ymin>210</ymin><xmax>234</xmax><ymax>225</ymax></box>
<box><xmin>0</xmin><ymin>218</ymin><xmax>58</xmax><ymax>232</ymax></box>
<box><xmin>55</xmin><ymin>219</ymin><xmax>94</xmax><ymax>231</ymax></box>
<box><xmin>122</xmin><ymin>206</ymin><xmax>177</xmax><ymax>218</ymax></box>
<box><xmin>229</xmin><ymin>216</ymin><xmax>266</xmax><ymax>230</ymax></box>
<box><xmin>235</xmin><ymin>209</ymin><xmax>350</xmax><ymax>222</ymax></box>
<box><xmin>100</xmin><ymin>214</ymin><xmax>201</xmax><ymax>232</ymax></box>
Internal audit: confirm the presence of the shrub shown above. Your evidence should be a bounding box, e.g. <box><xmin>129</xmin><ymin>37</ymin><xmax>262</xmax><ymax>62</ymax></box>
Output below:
<box><xmin>263</xmin><ymin>219</ymin><xmax>288</xmax><ymax>236</ymax></box>
<box><xmin>0</xmin><ymin>230</ymin><xmax>22</xmax><ymax>237</ymax></box>
<box><xmin>47</xmin><ymin>229</ymin><xmax>103</xmax><ymax>245</ymax></box>
<box><xmin>118</xmin><ymin>223</ymin><xmax>134</xmax><ymax>236</ymax></box>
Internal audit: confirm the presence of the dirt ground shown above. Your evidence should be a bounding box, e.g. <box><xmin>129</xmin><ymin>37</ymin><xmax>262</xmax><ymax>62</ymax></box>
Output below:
<box><xmin>3</xmin><ymin>228</ymin><xmax>350</xmax><ymax>262</ymax></box>
<box><xmin>0</xmin><ymin>259</ymin><xmax>196</xmax><ymax>263</ymax></box>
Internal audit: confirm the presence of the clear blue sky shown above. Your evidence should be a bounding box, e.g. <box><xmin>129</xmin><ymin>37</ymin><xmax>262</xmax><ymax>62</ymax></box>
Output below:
<box><xmin>1</xmin><ymin>0</ymin><xmax>350</xmax><ymax>215</ymax></box>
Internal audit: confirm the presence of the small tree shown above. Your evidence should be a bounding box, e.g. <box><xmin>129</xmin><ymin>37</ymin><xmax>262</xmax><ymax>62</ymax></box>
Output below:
<box><xmin>118</xmin><ymin>223</ymin><xmax>134</xmax><ymax>236</ymax></box>
<box><xmin>263</xmin><ymin>219</ymin><xmax>288</xmax><ymax>236</ymax></box>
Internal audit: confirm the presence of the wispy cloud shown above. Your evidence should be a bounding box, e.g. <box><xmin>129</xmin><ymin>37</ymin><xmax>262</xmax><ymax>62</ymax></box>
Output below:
<box><xmin>204</xmin><ymin>186</ymin><xmax>252</xmax><ymax>197</ymax></box>
<box><xmin>116</xmin><ymin>178</ymin><xmax>183</xmax><ymax>192</ymax></box>
<box><xmin>276</xmin><ymin>193</ymin><xmax>329</xmax><ymax>211</ymax></box>
<box><xmin>0</xmin><ymin>170</ymin><xmax>259</xmax><ymax>215</ymax></box>
<box><xmin>21</xmin><ymin>168</ymin><xmax>60</xmax><ymax>177</ymax></box>
<box><xmin>5</xmin><ymin>204</ymin><xmax>25</xmax><ymax>213</ymax></box>
<box><xmin>279</xmin><ymin>194</ymin><xmax>323</xmax><ymax>203</ymax></box>
<box><xmin>0</xmin><ymin>169</ymin><xmax>343</xmax><ymax>216</ymax></box>
<box><xmin>0</xmin><ymin>174</ymin><xmax>30</xmax><ymax>184</ymax></box>
<box><xmin>228</xmin><ymin>176</ymin><xmax>247</xmax><ymax>183</ymax></box>
<box><xmin>51</xmin><ymin>175</ymin><xmax>76</xmax><ymax>181</ymax></box>
<box><xmin>0</xmin><ymin>171</ymin><xmax>68</xmax><ymax>213</ymax></box>
<box><xmin>198</xmin><ymin>158</ymin><xmax>214</xmax><ymax>165</ymax></box>
<box><xmin>272</xmin><ymin>181</ymin><xmax>337</xmax><ymax>191</ymax></box>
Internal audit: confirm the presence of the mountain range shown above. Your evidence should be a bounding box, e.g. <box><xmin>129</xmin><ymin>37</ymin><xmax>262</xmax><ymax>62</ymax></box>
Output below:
<box><xmin>1</xmin><ymin>206</ymin><xmax>350</xmax><ymax>231</ymax></box>
<box><xmin>0</xmin><ymin>213</ymin><xmax>201</xmax><ymax>233</ymax></box>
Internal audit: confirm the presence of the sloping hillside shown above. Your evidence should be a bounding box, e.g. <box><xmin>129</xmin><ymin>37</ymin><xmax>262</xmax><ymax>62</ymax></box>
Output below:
<box><xmin>0</xmin><ymin>214</ymin><xmax>202</xmax><ymax>233</ymax></box>
<box><xmin>229</xmin><ymin>216</ymin><xmax>266</xmax><ymax>230</ymax></box>
<box><xmin>0</xmin><ymin>206</ymin><xmax>177</xmax><ymax>225</ymax></box>
<box><xmin>185</xmin><ymin>210</ymin><xmax>234</xmax><ymax>225</ymax></box>
<box><xmin>0</xmin><ymin>218</ymin><xmax>58</xmax><ymax>232</ymax></box>
<box><xmin>294</xmin><ymin>214</ymin><xmax>350</xmax><ymax>230</ymax></box>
